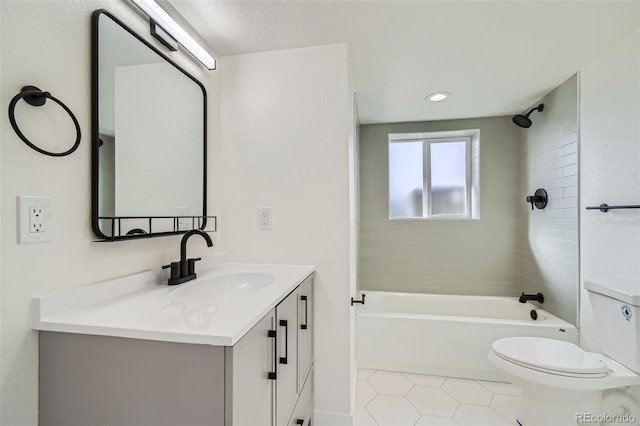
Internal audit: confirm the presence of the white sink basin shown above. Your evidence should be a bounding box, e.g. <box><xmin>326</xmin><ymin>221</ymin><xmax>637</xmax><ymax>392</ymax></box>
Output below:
<box><xmin>169</xmin><ymin>272</ymin><xmax>274</xmax><ymax>304</ymax></box>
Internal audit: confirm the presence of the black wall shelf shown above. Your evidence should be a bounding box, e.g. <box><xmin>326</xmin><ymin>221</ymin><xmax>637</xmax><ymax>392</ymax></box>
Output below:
<box><xmin>93</xmin><ymin>215</ymin><xmax>216</xmax><ymax>242</ymax></box>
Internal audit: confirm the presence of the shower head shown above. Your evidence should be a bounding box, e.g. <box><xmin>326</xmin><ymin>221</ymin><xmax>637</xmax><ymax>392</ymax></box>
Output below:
<box><xmin>512</xmin><ymin>114</ymin><xmax>533</xmax><ymax>128</ymax></box>
<box><xmin>512</xmin><ymin>104</ymin><xmax>544</xmax><ymax>128</ymax></box>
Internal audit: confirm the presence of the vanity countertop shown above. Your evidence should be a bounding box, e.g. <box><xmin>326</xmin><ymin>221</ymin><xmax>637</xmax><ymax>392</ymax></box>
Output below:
<box><xmin>33</xmin><ymin>260</ymin><xmax>314</xmax><ymax>346</ymax></box>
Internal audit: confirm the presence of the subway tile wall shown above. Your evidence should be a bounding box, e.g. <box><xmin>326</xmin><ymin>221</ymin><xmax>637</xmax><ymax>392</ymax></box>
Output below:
<box><xmin>518</xmin><ymin>74</ymin><xmax>579</xmax><ymax>324</ymax></box>
<box><xmin>359</xmin><ymin>117</ymin><xmax>523</xmax><ymax>297</ymax></box>
<box><xmin>358</xmin><ymin>75</ymin><xmax>579</xmax><ymax>324</ymax></box>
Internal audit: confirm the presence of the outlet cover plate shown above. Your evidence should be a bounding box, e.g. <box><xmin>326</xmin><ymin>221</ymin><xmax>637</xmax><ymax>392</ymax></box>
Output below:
<box><xmin>18</xmin><ymin>196</ymin><xmax>53</xmax><ymax>243</ymax></box>
<box><xmin>176</xmin><ymin>207</ymin><xmax>189</xmax><ymax>228</ymax></box>
<box><xmin>258</xmin><ymin>207</ymin><xmax>272</xmax><ymax>230</ymax></box>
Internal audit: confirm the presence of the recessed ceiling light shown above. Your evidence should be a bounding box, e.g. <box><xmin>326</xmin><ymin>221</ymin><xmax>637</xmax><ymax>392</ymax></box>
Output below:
<box><xmin>426</xmin><ymin>92</ymin><xmax>451</xmax><ymax>102</ymax></box>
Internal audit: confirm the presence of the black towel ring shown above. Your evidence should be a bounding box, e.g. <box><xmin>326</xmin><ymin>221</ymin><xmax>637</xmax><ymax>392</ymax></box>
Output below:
<box><xmin>8</xmin><ymin>85</ymin><xmax>81</xmax><ymax>157</ymax></box>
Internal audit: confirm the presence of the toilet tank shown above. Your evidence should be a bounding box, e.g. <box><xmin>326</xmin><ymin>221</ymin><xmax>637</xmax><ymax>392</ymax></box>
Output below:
<box><xmin>585</xmin><ymin>280</ymin><xmax>640</xmax><ymax>373</ymax></box>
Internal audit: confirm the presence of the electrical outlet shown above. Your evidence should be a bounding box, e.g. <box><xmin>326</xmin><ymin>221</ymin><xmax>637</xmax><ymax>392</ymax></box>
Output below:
<box><xmin>176</xmin><ymin>207</ymin><xmax>189</xmax><ymax>228</ymax></box>
<box><xmin>258</xmin><ymin>207</ymin><xmax>272</xmax><ymax>230</ymax></box>
<box><xmin>30</xmin><ymin>207</ymin><xmax>45</xmax><ymax>233</ymax></box>
<box><xmin>18</xmin><ymin>196</ymin><xmax>53</xmax><ymax>243</ymax></box>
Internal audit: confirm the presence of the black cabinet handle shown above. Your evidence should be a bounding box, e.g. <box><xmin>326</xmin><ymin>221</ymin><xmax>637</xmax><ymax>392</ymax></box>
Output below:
<box><xmin>279</xmin><ymin>319</ymin><xmax>288</xmax><ymax>364</ymax></box>
<box><xmin>268</xmin><ymin>329</ymin><xmax>277</xmax><ymax>380</ymax></box>
<box><xmin>300</xmin><ymin>295</ymin><xmax>308</xmax><ymax>330</ymax></box>
<box><xmin>296</xmin><ymin>420</ymin><xmax>304</xmax><ymax>425</ymax></box>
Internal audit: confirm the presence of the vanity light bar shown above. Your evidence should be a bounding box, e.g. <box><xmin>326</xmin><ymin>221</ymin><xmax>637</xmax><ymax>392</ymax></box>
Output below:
<box><xmin>150</xmin><ymin>21</ymin><xmax>178</xmax><ymax>52</ymax></box>
<box><xmin>130</xmin><ymin>0</ymin><xmax>216</xmax><ymax>70</ymax></box>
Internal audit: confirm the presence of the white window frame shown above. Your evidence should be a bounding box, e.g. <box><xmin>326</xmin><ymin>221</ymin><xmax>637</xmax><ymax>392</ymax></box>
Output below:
<box><xmin>389</xmin><ymin>136</ymin><xmax>473</xmax><ymax>220</ymax></box>
<box><xmin>425</xmin><ymin>137</ymin><xmax>472</xmax><ymax>219</ymax></box>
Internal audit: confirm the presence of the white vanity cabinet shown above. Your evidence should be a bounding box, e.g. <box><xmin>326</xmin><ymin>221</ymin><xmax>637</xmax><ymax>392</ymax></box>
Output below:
<box><xmin>38</xmin><ymin>272</ymin><xmax>314</xmax><ymax>426</ymax></box>
<box><xmin>297</xmin><ymin>276</ymin><xmax>313</xmax><ymax>392</ymax></box>
<box><xmin>276</xmin><ymin>284</ymin><xmax>301</xmax><ymax>425</ymax></box>
<box><xmin>228</xmin><ymin>273</ymin><xmax>314</xmax><ymax>426</ymax></box>
<box><xmin>227</xmin><ymin>309</ymin><xmax>276</xmax><ymax>426</ymax></box>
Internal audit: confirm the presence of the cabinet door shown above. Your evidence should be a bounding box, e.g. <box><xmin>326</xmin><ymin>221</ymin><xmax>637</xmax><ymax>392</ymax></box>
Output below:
<box><xmin>297</xmin><ymin>275</ymin><xmax>313</xmax><ymax>392</ymax></box>
<box><xmin>276</xmin><ymin>290</ymin><xmax>299</xmax><ymax>426</ymax></box>
<box><xmin>228</xmin><ymin>309</ymin><xmax>276</xmax><ymax>426</ymax></box>
<box><xmin>302</xmin><ymin>390</ymin><xmax>313</xmax><ymax>426</ymax></box>
<box><xmin>286</xmin><ymin>372</ymin><xmax>313</xmax><ymax>426</ymax></box>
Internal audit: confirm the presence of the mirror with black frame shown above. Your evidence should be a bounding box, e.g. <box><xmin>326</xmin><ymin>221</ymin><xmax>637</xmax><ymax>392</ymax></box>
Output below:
<box><xmin>92</xmin><ymin>10</ymin><xmax>207</xmax><ymax>241</ymax></box>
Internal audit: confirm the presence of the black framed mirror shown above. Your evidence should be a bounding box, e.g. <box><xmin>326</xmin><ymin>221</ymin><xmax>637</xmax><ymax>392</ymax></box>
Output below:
<box><xmin>91</xmin><ymin>9</ymin><xmax>209</xmax><ymax>241</ymax></box>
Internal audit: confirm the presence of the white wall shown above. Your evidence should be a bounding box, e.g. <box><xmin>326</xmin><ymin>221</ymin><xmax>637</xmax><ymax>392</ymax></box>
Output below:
<box><xmin>0</xmin><ymin>2</ymin><xmax>221</xmax><ymax>424</ymax></box>
<box><xmin>519</xmin><ymin>74</ymin><xmax>579</xmax><ymax>324</ymax></box>
<box><xmin>0</xmin><ymin>7</ymin><xmax>3</xmax><ymax>414</ymax></box>
<box><xmin>579</xmin><ymin>29</ymin><xmax>640</xmax><ymax>351</ymax></box>
<box><xmin>220</xmin><ymin>44</ymin><xmax>355</xmax><ymax>422</ymax></box>
<box><xmin>359</xmin><ymin>117</ymin><xmax>522</xmax><ymax>296</ymax></box>
<box><xmin>349</xmin><ymin>91</ymin><xmax>359</xmax><ymax>414</ymax></box>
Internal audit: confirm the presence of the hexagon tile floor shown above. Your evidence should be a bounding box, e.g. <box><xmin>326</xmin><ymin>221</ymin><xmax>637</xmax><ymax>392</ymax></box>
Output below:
<box><xmin>354</xmin><ymin>369</ymin><xmax>521</xmax><ymax>426</ymax></box>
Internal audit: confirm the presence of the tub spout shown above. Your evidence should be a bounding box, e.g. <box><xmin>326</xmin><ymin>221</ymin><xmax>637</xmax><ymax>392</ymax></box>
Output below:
<box><xmin>519</xmin><ymin>292</ymin><xmax>544</xmax><ymax>304</ymax></box>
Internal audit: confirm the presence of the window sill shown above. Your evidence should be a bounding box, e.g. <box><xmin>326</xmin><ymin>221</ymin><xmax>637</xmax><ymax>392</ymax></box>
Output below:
<box><xmin>388</xmin><ymin>216</ymin><xmax>480</xmax><ymax>221</ymax></box>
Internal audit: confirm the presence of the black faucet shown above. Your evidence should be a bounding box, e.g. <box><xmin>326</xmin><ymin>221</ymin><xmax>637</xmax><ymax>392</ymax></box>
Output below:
<box><xmin>519</xmin><ymin>292</ymin><xmax>544</xmax><ymax>304</ymax></box>
<box><xmin>163</xmin><ymin>230</ymin><xmax>213</xmax><ymax>285</ymax></box>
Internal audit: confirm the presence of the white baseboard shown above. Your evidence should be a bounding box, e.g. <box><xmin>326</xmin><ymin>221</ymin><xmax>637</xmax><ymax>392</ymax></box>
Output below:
<box><xmin>313</xmin><ymin>409</ymin><xmax>354</xmax><ymax>426</ymax></box>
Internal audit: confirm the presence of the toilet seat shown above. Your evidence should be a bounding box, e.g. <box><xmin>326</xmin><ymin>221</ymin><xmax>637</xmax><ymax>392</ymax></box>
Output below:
<box><xmin>492</xmin><ymin>337</ymin><xmax>609</xmax><ymax>378</ymax></box>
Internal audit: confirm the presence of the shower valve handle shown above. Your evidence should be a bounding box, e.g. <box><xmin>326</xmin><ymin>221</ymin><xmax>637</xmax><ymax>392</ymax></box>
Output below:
<box><xmin>526</xmin><ymin>188</ymin><xmax>548</xmax><ymax>211</ymax></box>
<box><xmin>526</xmin><ymin>196</ymin><xmax>539</xmax><ymax>210</ymax></box>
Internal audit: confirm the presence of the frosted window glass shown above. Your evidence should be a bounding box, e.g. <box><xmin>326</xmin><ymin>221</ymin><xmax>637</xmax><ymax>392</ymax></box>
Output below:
<box><xmin>389</xmin><ymin>142</ymin><xmax>423</xmax><ymax>218</ymax></box>
<box><xmin>430</xmin><ymin>141</ymin><xmax>467</xmax><ymax>215</ymax></box>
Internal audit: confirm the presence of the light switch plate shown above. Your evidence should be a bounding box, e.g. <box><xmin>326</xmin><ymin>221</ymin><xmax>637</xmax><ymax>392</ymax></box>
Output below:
<box><xmin>18</xmin><ymin>196</ymin><xmax>53</xmax><ymax>243</ymax></box>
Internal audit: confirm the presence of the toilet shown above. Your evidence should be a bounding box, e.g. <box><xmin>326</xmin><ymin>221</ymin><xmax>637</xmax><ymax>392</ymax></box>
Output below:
<box><xmin>489</xmin><ymin>281</ymin><xmax>640</xmax><ymax>426</ymax></box>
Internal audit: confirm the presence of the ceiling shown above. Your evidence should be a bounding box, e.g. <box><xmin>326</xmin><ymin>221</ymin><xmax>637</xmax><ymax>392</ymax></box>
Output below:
<box><xmin>168</xmin><ymin>0</ymin><xmax>639</xmax><ymax>124</ymax></box>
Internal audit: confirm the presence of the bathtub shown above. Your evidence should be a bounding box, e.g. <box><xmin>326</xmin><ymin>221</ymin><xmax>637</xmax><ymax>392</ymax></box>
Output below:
<box><xmin>355</xmin><ymin>291</ymin><xmax>578</xmax><ymax>382</ymax></box>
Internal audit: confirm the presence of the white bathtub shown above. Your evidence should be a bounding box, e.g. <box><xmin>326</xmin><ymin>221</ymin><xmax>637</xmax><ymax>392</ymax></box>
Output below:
<box><xmin>355</xmin><ymin>291</ymin><xmax>578</xmax><ymax>381</ymax></box>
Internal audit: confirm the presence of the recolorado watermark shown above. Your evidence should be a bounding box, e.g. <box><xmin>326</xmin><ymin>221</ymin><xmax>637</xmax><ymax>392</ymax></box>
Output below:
<box><xmin>576</xmin><ymin>413</ymin><xmax>637</xmax><ymax>424</ymax></box>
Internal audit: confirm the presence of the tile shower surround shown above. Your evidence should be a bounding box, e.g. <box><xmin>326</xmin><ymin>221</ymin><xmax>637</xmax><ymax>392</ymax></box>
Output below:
<box><xmin>518</xmin><ymin>75</ymin><xmax>579</xmax><ymax>324</ymax></box>
<box><xmin>359</xmin><ymin>117</ymin><xmax>522</xmax><ymax>297</ymax></box>
<box><xmin>358</xmin><ymin>75</ymin><xmax>579</xmax><ymax>324</ymax></box>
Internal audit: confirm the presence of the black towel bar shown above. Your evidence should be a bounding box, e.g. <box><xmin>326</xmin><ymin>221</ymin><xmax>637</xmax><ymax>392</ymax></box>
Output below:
<box><xmin>586</xmin><ymin>204</ymin><xmax>640</xmax><ymax>213</ymax></box>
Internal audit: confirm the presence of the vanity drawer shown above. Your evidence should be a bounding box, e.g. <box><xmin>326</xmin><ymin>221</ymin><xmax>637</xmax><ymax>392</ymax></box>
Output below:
<box><xmin>287</xmin><ymin>370</ymin><xmax>313</xmax><ymax>426</ymax></box>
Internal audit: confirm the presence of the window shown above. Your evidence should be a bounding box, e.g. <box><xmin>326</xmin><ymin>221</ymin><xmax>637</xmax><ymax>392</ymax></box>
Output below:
<box><xmin>389</xmin><ymin>131</ymin><xmax>479</xmax><ymax>219</ymax></box>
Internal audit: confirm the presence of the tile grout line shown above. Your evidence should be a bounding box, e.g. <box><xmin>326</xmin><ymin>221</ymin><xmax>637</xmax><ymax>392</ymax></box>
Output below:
<box><xmin>488</xmin><ymin>393</ymin><xmax>520</xmax><ymax>426</ymax></box>
<box><xmin>398</xmin><ymin>383</ymin><xmax>423</xmax><ymax>426</ymax></box>
<box><xmin>439</xmin><ymin>379</ymin><xmax>491</xmax><ymax>408</ymax></box>
<box><xmin>363</xmin><ymin>404</ymin><xmax>380</xmax><ymax>426</ymax></box>
<box><xmin>449</xmin><ymin>398</ymin><xmax>462</xmax><ymax>424</ymax></box>
<box><xmin>474</xmin><ymin>379</ymin><xmax>521</xmax><ymax>397</ymax></box>
<box><xmin>356</xmin><ymin>370</ymin><xmax>520</xmax><ymax>426</ymax></box>
<box><xmin>362</xmin><ymin>369</ymin><xmax>380</xmax><ymax>426</ymax></box>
